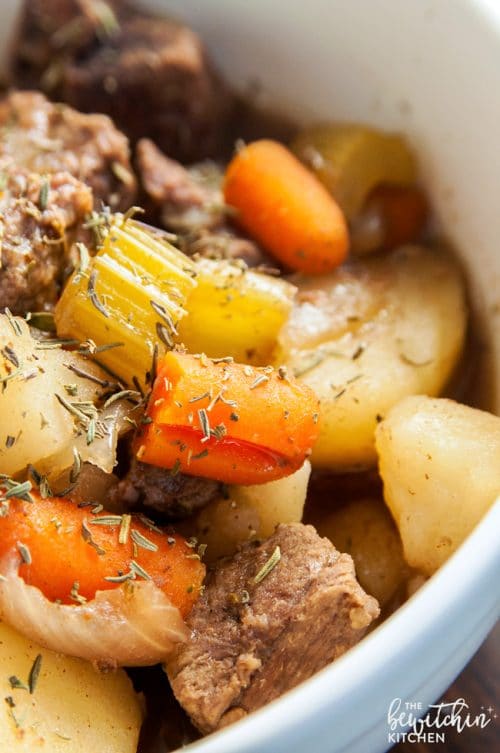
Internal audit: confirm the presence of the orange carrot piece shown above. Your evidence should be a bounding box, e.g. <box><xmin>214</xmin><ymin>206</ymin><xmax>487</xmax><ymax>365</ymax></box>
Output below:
<box><xmin>223</xmin><ymin>139</ymin><xmax>349</xmax><ymax>274</ymax></box>
<box><xmin>372</xmin><ymin>184</ymin><xmax>428</xmax><ymax>249</ymax></box>
<box><xmin>135</xmin><ymin>351</ymin><xmax>320</xmax><ymax>485</ymax></box>
<box><xmin>0</xmin><ymin>494</ymin><xmax>204</xmax><ymax>615</ymax></box>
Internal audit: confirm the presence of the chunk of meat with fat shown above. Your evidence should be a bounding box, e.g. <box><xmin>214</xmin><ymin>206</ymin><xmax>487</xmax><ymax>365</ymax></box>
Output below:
<box><xmin>0</xmin><ymin>169</ymin><xmax>93</xmax><ymax>314</ymax></box>
<box><xmin>112</xmin><ymin>456</ymin><xmax>221</xmax><ymax>520</ymax></box>
<box><xmin>11</xmin><ymin>1</ymin><xmax>233</xmax><ymax>163</ymax></box>
<box><xmin>166</xmin><ymin>523</ymin><xmax>379</xmax><ymax>733</ymax></box>
<box><xmin>137</xmin><ymin>139</ymin><xmax>268</xmax><ymax>267</ymax></box>
<box><xmin>0</xmin><ymin>90</ymin><xmax>135</xmax><ymax>210</ymax></box>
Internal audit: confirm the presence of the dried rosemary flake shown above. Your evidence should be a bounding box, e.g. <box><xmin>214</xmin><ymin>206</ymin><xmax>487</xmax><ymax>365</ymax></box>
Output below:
<box><xmin>150</xmin><ymin>300</ymin><xmax>177</xmax><ymax>334</ymax></box>
<box><xmin>17</xmin><ymin>542</ymin><xmax>32</xmax><ymax>565</ymax></box>
<box><xmin>38</xmin><ymin>177</ymin><xmax>49</xmax><ymax>211</ymax></box>
<box><xmin>192</xmin><ymin>449</ymin><xmax>209</xmax><ymax>460</ymax></box>
<box><xmin>170</xmin><ymin>459</ymin><xmax>181</xmax><ymax>476</ymax></box>
<box><xmin>249</xmin><ymin>374</ymin><xmax>269</xmax><ymax>390</ymax></box>
<box><xmin>104</xmin><ymin>571</ymin><xmax>134</xmax><ymax>584</ymax></box>
<box><xmin>0</xmin><ymin>366</ymin><xmax>23</xmax><ymax>386</ymax></box>
<box><xmin>4</xmin><ymin>309</ymin><xmax>22</xmax><ymax>336</ymax></box>
<box><xmin>89</xmin><ymin>515</ymin><xmax>123</xmax><ymax>526</ymax></box>
<box><xmin>8</xmin><ymin>676</ymin><xmax>28</xmax><ymax>692</ymax></box>
<box><xmin>198</xmin><ymin>407</ymin><xmax>211</xmax><ymax>440</ymax></box>
<box><xmin>5</xmin><ymin>481</ymin><xmax>32</xmax><ymax>501</ymax></box>
<box><xmin>81</xmin><ymin>520</ymin><xmax>106</xmax><ymax>555</ymax></box>
<box><xmin>70</xmin><ymin>581</ymin><xmax>87</xmax><ymax>604</ymax></box>
<box><xmin>130</xmin><ymin>560</ymin><xmax>152</xmax><ymax>581</ymax></box>
<box><xmin>131</xmin><ymin>529</ymin><xmax>158</xmax><ymax>552</ymax></box>
<box><xmin>87</xmin><ymin>270</ymin><xmax>110</xmax><ymax>318</ymax></box>
<box><xmin>253</xmin><ymin>546</ymin><xmax>281</xmax><ymax>584</ymax></box>
<box><xmin>73</xmin><ymin>242</ymin><xmax>90</xmax><ymax>283</ymax></box>
<box><xmin>34</xmin><ymin>338</ymin><xmax>79</xmax><ymax>350</ymax></box>
<box><xmin>28</xmin><ymin>654</ymin><xmax>42</xmax><ymax>694</ymax></box>
<box><xmin>103</xmin><ymin>389</ymin><xmax>141</xmax><ymax>409</ymax></box>
<box><xmin>66</xmin><ymin>363</ymin><xmax>113</xmax><ymax>388</ymax></box>
<box><xmin>70</xmin><ymin>447</ymin><xmax>82</xmax><ymax>485</ymax></box>
<box><xmin>211</xmin><ymin>423</ymin><xmax>227</xmax><ymax>440</ymax></box>
<box><xmin>156</xmin><ymin>322</ymin><xmax>173</xmax><ymax>348</ymax></box>
<box><xmin>118</xmin><ymin>514</ymin><xmax>132</xmax><ymax>545</ymax></box>
<box><xmin>54</xmin><ymin>731</ymin><xmax>72</xmax><ymax>741</ymax></box>
<box><xmin>86</xmin><ymin>417</ymin><xmax>96</xmax><ymax>445</ymax></box>
<box><xmin>188</xmin><ymin>391</ymin><xmax>211</xmax><ymax>404</ymax></box>
<box><xmin>1</xmin><ymin>346</ymin><xmax>20</xmax><ymax>368</ymax></box>
<box><xmin>39</xmin><ymin>475</ymin><xmax>52</xmax><ymax>499</ymax></box>
<box><xmin>197</xmin><ymin>543</ymin><xmax>207</xmax><ymax>558</ymax></box>
<box><xmin>5</xmin><ymin>435</ymin><xmax>15</xmax><ymax>448</ymax></box>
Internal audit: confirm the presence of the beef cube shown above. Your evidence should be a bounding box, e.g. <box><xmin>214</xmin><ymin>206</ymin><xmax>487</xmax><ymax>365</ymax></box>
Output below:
<box><xmin>11</xmin><ymin>2</ymin><xmax>233</xmax><ymax>163</ymax></box>
<box><xmin>167</xmin><ymin>523</ymin><xmax>379</xmax><ymax>733</ymax></box>
<box><xmin>112</xmin><ymin>456</ymin><xmax>221</xmax><ymax>520</ymax></box>
<box><xmin>137</xmin><ymin>138</ymin><xmax>268</xmax><ymax>267</ymax></box>
<box><xmin>0</xmin><ymin>169</ymin><xmax>93</xmax><ymax>314</ymax></box>
<box><xmin>0</xmin><ymin>90</ymin><xmax>136</xmax><ymax>210</ymax></box>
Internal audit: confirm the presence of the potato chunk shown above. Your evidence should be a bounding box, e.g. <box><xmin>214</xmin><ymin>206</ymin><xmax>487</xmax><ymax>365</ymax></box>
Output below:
<box><xmin>276</xmin><ymin>246</ymin><xmax>466</xmax><ymax>470</ymax></box>
<box><xmin>376</xmin><ymin>396</ymin><xmax>500</xmax><ymax>574</ymax></box>
<box><xmin>311</xmin><ymin>497</ymin><xmax>408</xmax><ymax>607</ymax></box>
<box><xmin>0</xmin><ymin>620</ymin><xmax>142</xmax><ymax>752</ymax></box>
<box><xmin>193</xmin><ymin>461</ymin><xmax>311</xmax><ymax>562</ymax></box>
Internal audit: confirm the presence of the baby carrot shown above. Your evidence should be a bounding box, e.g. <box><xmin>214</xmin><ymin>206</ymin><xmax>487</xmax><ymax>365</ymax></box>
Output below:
<box><xmin>223</xmin><ymin>139</ymin><xmax>349</xmax><ymax>274</ymax></box>
<box><xmin>0</xmin><ymin>494</ymin><xmax>204</xmax><ymax>616</ymax></box>
<box><xmin>135</xmin><ymin>351</ymin><xmax>320</xmax><ymax>485</ymax></box>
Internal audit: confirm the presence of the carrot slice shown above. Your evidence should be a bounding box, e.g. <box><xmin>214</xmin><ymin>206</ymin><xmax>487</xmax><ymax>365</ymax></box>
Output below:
<box><xmin>135</xmin><ymin>352</ymin><xmax>320</xmax><ymax>485</ymax></box>
<box><xmin>0</xmin><ymin>494</ymin><xmax>204</xmax><ymax>616</ymax></box>
<box><xmin>224</xmin><ymin>139</ymin><xmax>349</xmax><ymax>274</ymax></box>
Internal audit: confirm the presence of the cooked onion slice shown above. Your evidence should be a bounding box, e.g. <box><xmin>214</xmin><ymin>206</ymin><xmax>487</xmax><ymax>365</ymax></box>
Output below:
<box><xmin>0</xmin><ymin>558</ymin><xmax>189</xmax><ymax>667</ymax></box>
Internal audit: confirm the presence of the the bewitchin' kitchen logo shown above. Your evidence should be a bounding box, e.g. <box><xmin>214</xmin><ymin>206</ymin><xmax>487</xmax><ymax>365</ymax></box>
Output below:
<box><xmin>387</xmin><ymin>697</ymin><xmax>496</xmax><ymax>744</ymax></box>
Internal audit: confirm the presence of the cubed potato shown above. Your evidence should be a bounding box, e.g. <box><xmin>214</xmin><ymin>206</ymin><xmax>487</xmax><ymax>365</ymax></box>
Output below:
<box><xmin>275</xmin><ymin>246</ymin><xmax>466</xmax><ymax>470</ymax></box>
<box><xmin>194</xmin><ymin>461</ymin><xmax>311</xmax><ymax>561</ymax></box>
<box><xmin>0</xmin><ymin>620</ymin><xmax>142</xmax><ymax>752</ymax></box>
<box><xmin>312</xmin><ymin>497</ymin><xmax>407</xmax><ymax>606</ymax></box>
<box><xmin>0</xmin><ymin>315</ymin><xmax>119</xmax><ymax>479</ymax></box>
<box><xmin>376</xmin><ymin>395</ymin><xmax>500</xmax><ymax>574</ymax></box>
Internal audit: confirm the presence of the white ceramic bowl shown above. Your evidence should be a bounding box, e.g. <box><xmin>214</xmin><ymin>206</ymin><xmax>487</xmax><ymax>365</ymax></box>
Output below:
<box><xmin>3</xmin><ymin>1</ymin><xmax>499</xmax><ymax>751</ymax></box>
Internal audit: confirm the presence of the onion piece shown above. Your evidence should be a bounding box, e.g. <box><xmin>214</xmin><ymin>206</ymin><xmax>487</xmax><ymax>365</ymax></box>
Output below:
<box><xmin>0</xmin><ymin>558</ymin><xmax>189</xmax><ymax>667</ymax></box>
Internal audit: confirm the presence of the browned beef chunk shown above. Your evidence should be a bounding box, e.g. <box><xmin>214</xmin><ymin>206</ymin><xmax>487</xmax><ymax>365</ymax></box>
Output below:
<box><xmin>0</xmin><ymin>90</ymin><xmax>136</xmax><ymax>210</ymax></box>
<box><xmin>112</xmin><ymin>457</ymin><xmax>221</xmax><ymax>520</ymax></box>
<box><xmin>0</xmin><ymin>169</ymin><xmax>93</xmax><ymax>314</ymax></box>
<box><xmin>166</xmin><ymin>523</ymin><xmax>380</xmax><ymax>733</ymax></box>
<box><xmin>137</xmin><ymin>139</ymin><xmax>268</xmax><ymax>267</ymax></box>
<box><xmin>11</xmin><ymin>2</ymin><xmax>232</xmax><ymax>163</ymax></box>
<box><xmin>10</xmin><ymin>1</ymin><xmax>126</xmax><ymax>89</ymax></box>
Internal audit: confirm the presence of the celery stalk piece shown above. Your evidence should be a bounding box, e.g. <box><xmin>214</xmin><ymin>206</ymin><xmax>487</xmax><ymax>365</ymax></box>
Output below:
<box><xmin>55</xmin><ymin>218</ymin><xmax>197</xmax><ymax>386</ymax></box>
<box><xmin>292</xmin><ymin>124</ymin><xmax>417</xmax><ymax>219</ymax></box>
<box><xmin>176</xmin><ymin>259</ymin><xmax>297</xmax><ymax>365</ymax></box>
